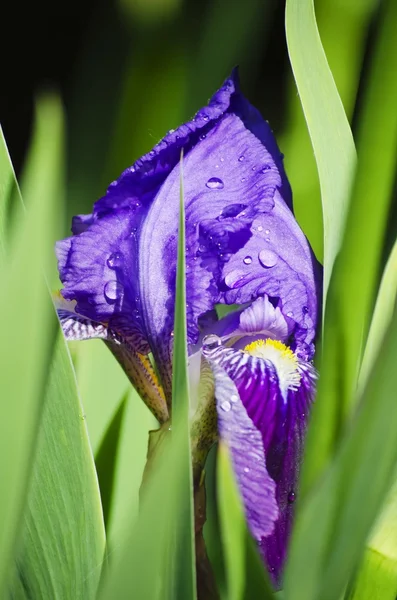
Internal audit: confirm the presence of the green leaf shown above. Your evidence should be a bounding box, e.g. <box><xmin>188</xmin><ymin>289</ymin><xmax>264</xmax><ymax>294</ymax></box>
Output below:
<box><xmin>285</xmin><ymin>0</ymin><xmax>356</xmax><ymax>299</ymax></box>
<box><xmin>285</xmin><ymin>292</ymin><xmax>397</xmax><ymax>600</ymax></box>
<box><xmin>4</xmin><ymin>94</ymin><xmax>106</xmax><ymax>599</ymax></box>
<box><xmin>169</xmin><ymin>150</ymin><xmax>196</xmax><ymax>600</ymax></box>
<box><xmin>99</xmin><ymin>153</ymin><xmax>196</xmax><ymax>600</ymax></box>
<box><xmin>292</xmin><ymin>0</ymin><xmax>397</xmax><ymax>494</ymax></box>
<box><xmin>0</xmin><ymin>127</ymin><xmax>20</xmax><ymax>258</ymax></box>
<box><xmin>11</xmin><ymin>336</ymin><xmax>106</xmax><ymax>599</ymax></box>
<box><xmin>348</xmin><ymin>477</ymin><xmax>397</xmax><ymax>600</ymax></box>
<box><xmin>95</xmin><ymin>393</ymin><xmax>128</xmax><ymax>531</ymax></box>
<box><xmin>0</xmin><ymin>100</ymin><xmax>59</xmax><ymax>597</ymax></box>
<box><xmin>359</xmin><ymin>237</ymin><xmax>397</xmax><ymax>393</ymax></box>
<box><xmin>217</xmin><ymin>443</ymin><xmax>274</xmax><ymax>600</ymax></box>
<box><xmin>330</xmin><ymin>0</ymin><xmax>397</xmax><ymax>418</ymax></box>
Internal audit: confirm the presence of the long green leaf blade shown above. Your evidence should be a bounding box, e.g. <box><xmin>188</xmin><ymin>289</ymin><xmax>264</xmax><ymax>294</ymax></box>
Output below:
<box><xmin>170</xmin><ymin>150</ymin><xmax>196</xmax><ymax>600</ymax></box>
<box><xmin>4</xmin><ymin>95</ymin><xmax>106</xmax><ymax>599</ymax></box>
<box><xmin>285</xmin><ymin>297</ymin><xmax>397</xmax><ymax>600</ymax></box>
<box><xmin>285</xmin><ymin>0</ymin><xmax>356</xmax><ymax>299</ymax></box>
<box><xmin>11</xmin><ymin>335</ymin><xmax>106</xmax><ymax>599</ymax></box>
<box><xmin>0</xmin><ymin>102</ymin><xmax>58</xmax><ymax>597</ymax></box>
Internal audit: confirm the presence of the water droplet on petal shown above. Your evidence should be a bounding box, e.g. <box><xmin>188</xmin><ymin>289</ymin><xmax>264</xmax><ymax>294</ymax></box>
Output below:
<box><xmin>259</xmin><ymin>249</ymin><xmax>278</xmax><ymax>268</ymax></box>
<box><xmin>230</xmin><ymin>394</ymin><xmax>238</xmax><ymax>403</ymax></box>
<box><xmin>221</xmin><ymin>400</ymin><xmax>231</xmax><ymax>412</ymax></box>
<box><xmin>244</xmin><ymin>467</ymin><xmax>250</xmax><ymax>473</ymax></box>
<box><xmin>220</xmin><ymin>157</ymin><xmax>224</xmax><ymax>162</ymax></box>
<box><xmin>203</xmin><ymin>114</ymin><xmax>209</xmax><ymax>121</ymax></box>
<box><xmin>238</xmin><ymin>155</ymin><xmax>245</xmax><ymax>162</ymax></box>
<box><xmin>303</xmin><ymin>306</ymin><xmax>309</xmax><ymax>314</ymax></box>
<box><xmin>206</xmin><ymin>177</ymin><xmax>224</xmax><ymax>190</ymax></box>
<box><xmin>104</xmin><ymin>281</ymin><xmax>124</xmax><ymax>303</ymax></box>
<box><xmin>257</xmin><ymin>225</ymin><xmax>263</xmax><ymax>232</ymax></box>
<box><xmin>261</xmin><ymin>165</ymin><xmax>271</xmax><ymax>173</ymax></box>
<box><xmin>288</xmin><ymin>491</ymin><xmax>296</xmax><ymax>503</ymax></box>
<box><xmin>243</xmin><ymin>256</ymin><xmax>252</xmax><ymax>265</ymax></box>
<box><xmin>287</xmin><ymin>311</ymin><xmax>294</xmax><ymax>317</ymax></box>
<box><xmin>200</xmin><ymin>134</ymin><xmax>207</xmax><ymax>141</ymax></box>
<box><xmin>225</xmin><ymin>270</ymin><xmax>245</xmax><ymax>288</ymax></box>
<box><xmin>241</xmin><ymin>177</ymin><xmax>246</xmax><ymax>182</ymax></box>
<box><xmin>252</xmin><ymin>166</ymin><xmax>256</xmax><ymax>171</ymax></box>
<box><xmin>107</xmin><ymin>252</ymin><xmax>123</xmax><ymax>269</ymax></box>
<box><xmin>265</xmin><ymin>229</ymin><xmax>270</xmax><ymax>235</ymax></box>
<box><xmin>202</xmin><ymin>334</ymin><xmax>222</xmax><ymax>351</ymax></box>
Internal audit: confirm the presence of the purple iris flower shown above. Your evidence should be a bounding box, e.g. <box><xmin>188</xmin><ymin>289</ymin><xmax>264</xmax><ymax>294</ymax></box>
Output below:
<box><xmin>55</xmin><ymin>70</ymin><xmax>321</xmax><ymax>585</ymax></box>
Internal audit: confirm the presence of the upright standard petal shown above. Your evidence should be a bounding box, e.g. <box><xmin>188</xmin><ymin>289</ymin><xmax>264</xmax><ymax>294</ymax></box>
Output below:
<box><xmin>140</xmin><ymin>104</ymin><xmax>320</xmax><ymax>390</ymax></box>
<box><xmin>202</xmin><ymin>334</ymin><xmax>316</xmax><ymax>585</ymax></box>
<box><xmin>56</xmin><ymin>69</ymin><xmax>320</xmax><ymax>403</ymax></box>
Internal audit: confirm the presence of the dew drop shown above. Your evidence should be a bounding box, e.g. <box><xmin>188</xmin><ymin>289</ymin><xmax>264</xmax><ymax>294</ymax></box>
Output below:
<box><xmin>220</xmin><ymin>157</ymin><xmax>224</xmax><ymax>162</ymax></box>
<box><xmin>203</xmin><ymin>114</ymin><xmax>209</xmax><ymax>121</ymax></box>
<box><xmin>230</xmin><ymin>394</ymin><xmax>238</xmax><ymax>403</ymax></box>
<box><xmin>257</xmin><ymin>225</ymin><xmax>263</xmax><ymax>232</ymax></box>
<box><xmin>265</xmin><ymin>229</ymin><xmax>270</xmax><ymax>235</ymax></box>
<box><xmin>287</xmin><ymin>311</ymin><xmax>294</xmax><ymax>317</ymax></box>
<box><xmin>221</xmin><ymin>203</ymin><xmax>247</xmax><ymax>218</ymax></box>
<box><xmin>200</xmin><ymin>134</ymin><xmax>207</xmax><ymax>141</ymax></box>
<box><xmin>104</xmin><ymin>280</ymin><xmax>124</xmax><ymax>303</ymax></box>
<box><xmin>303</xmin><ymin>306</ymin><xmax>309</xmax><ymax>314</ymax></box>
<box><xmin>288</xmin><ymin>491</ymin><xmax>296</xmax><ymax>504</ymax></box>
<box><xmin>261</xmin><ymin>165</ymin><xmax>271</xmax><ymax>173</ymax></box>
<box><xmin>107</xmin><ymin>252</ymin><xmax>122</xmax><ymax>269</ymax></box>
<box><xmin>238</xmin><ymin>155</ymin><xmax>245</xmax><ymax>162</ymax></box>
<box><xmin>258</xmin><ymin>249</ymin><xmax>278</xmax><ymax>268</ymax></box>
<box><xmin>225</xmin><ymin>270</ymin><xmax>244</xmax><ymax>288</ymax></box>
<box><xmin>221</xmin><ymin>400</ymin><xmax>231</xmax><ymax>412</ymax></box>
<box><xmin>206</xmin><ymin>177</ymin><xmax>224</xmax><ymax>190</ymax></box>
<box><xmin>202</xmin><ymin>334</ymin><xmax>222</xmax><ymax>351</ymax></box>
<box><xmin>244</xmin><ymin>467</ymin><xmax>250</xmax><ymax>473</ymax></box>
<box><xmin>243</xmin><ymin>256</ymin><xmax>252</xmax><ymax>265</ymax></box>
<box><xmin>241</xmin><ymin>177</ymin><xmax>246</xmax><ymax>182</ymax></box>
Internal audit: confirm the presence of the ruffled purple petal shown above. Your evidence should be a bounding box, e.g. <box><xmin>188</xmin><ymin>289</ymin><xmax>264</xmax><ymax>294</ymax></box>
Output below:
<box><xmin>56</xmin><ymin>69</ymin><xmax>320</xmax><ymax>400</ymax></box>
<box><xmin>140</xmin><ymin>108</ymin><xmax>318</xmax><ymax>384</ymax></box>
<box><xmin>53</xmin><ymin>297</ymin><xmax>169</xmax><ymax>423</ymax></box>
<box><xmin>202</xmin><ymin>336</ymin><xmax>316</xmax><ymax>585</ymax></box>
<box><xmin>56</xmin><ymin>207</ymin><xmax>149</xmax><ymax>354</ymax></box>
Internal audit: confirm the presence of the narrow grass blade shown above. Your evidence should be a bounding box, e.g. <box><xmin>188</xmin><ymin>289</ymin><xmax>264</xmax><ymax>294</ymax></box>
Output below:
<box><xmin>170</xmin><ymin>151</ymin><xmax>196</xmax><ymax>600</ymax></box>
<box><xmin>329</xmin><ymin>0</ymin><xmax>397</xmax><ymax>416</ymax></box>
<box><xmin>349</xmin><ymin>548</ymin><xmax>397</xmax><ymax>600</ymax></box>
<box><xmin>295</xmin><ymin>0</ymin><xmax>397</xmax><ymax>494</ymax></box>
<box><xmin>285</xmin><ymin>301</ymin><xmax>397</xmax><ymax>600</ymax></box>
<box><xmin>282</xmin><ymin>0</ymin><xmax>377</xmax><ymax>260</ymax></box>
<box><xmin>99</xmin><ymin>154</ymin><xmax>196</xmax><ymax>600</ymax></box>
<box><xmin>285</xmin><ymin>0</ymin><xmax>356</xmax><ymax>299</ymax></box>
<box><xmin>0</xmin><ymin>127</ymin><xmax>20</xmax><ymax>257</ymax></box>
<box><xmin>217</xmin><ymin>443</ymin><xmax>274</xmax><ymax>600</ymax></box>
<box><xmin>359</xmin><ymin>237</ymin><xmax>397</xmax><ymax>393</ymax></box>
<box><xmin>95</xmin><ymin>393</ymin><xmax>128</xmax><ymax>531</ymax></box>
<box><xmin>99</xmin><ymin>427</ymin><xmax>190</xmax><ymax>600</ymax></box>
<box><xmin>217</xmin><ymin>443</ymin><xmax>245</xmax><ymax>600</ymax></box>
<box><xmin>11</xmin><ymin>335</ymin><xmax>106</xmax><ymax>599</ymax></box>
<box><xmin>348</xmin><ymin>473</ymin><xmax>397</xmax><ymax>600</ymax></box>
<box><xmin>0</xmin><ymin>101</ymin><xmax>59</xmax><ymax>597</ymax></box>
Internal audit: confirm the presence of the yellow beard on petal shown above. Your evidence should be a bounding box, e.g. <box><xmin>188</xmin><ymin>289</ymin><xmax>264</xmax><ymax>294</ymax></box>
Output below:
<box><xmin>244</xmin><ymin>338</ymin><xmax>301</xmax><ymax>393</ymax></box>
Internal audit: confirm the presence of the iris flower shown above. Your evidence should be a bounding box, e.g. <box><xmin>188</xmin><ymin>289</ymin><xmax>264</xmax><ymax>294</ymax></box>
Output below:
<box><xmin>55</xmin><ymin>70</ymin><xmax>321</xmax><ymax>586</ymax></box>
